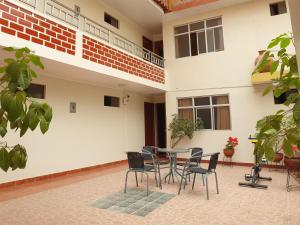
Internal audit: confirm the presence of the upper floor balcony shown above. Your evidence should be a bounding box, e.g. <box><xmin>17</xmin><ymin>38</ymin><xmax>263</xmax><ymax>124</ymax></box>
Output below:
<box><xmin>0</xmin><ymin>0</ymin><xmax>166</xmax><ymax>90</ymax></box>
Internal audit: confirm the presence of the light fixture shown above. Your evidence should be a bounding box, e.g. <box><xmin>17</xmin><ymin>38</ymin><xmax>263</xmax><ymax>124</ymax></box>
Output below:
<box><xmin>122</xmin><ymin>94</ymin><xmax>130</xmax><ymax>105</ymax></box>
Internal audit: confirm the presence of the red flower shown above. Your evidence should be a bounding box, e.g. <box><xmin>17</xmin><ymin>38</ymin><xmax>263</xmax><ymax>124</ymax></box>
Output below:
<box><xmin>291</xmin><ymin>145</ymin><xmax>299</xmax><ymax>152</ymax></box>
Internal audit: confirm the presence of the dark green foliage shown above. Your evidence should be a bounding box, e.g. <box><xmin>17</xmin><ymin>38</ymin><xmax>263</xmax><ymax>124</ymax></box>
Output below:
<box><xmin>253</xmin><ymin>33</ymin><xmax>300</xmax><ymax>161</ymax></box>
<box><xmin>0</xmin><ymin>47</ymin><xmax>52</xmax><ymax>172</ymax></box>
<box><xmin>168</xmin><ymin>114</ymin><xmax>203</xmax><ymax>148</ymax></box>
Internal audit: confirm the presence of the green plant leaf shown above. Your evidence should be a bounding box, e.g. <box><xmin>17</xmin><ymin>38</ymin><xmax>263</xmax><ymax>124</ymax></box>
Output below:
<box><xmin>270</xmin><ymin>60</ymin><xmax>279</xmax><ymax>74</ymax></box>
<box><xmin>280</xmin><ymin>38</ymin><xmax>291</xmax><ymax>49</ymax></box>
<box><xmin>262</xmin><ymin>86</ymin><xmax>273</xmax><ymax>96</ymax></box>
<box><xmin>3</xmin><ymin>47</ymin><xmax>16</xmax><ymax>52</ymax></box>
<box><xmin>29</xmin><ymin>55</ymin><xmax>44</xmax><ymax>69</ymax></box>
<box><xmin>293</xmin><ymin>98</ymin><xmax>300</xmax><ymax>123</ymax></box>
<box><xmin>268</xmin><ymin>37</ymin><xmax>281</xmax><ymax>49</ymax></box>
<box><xmin>40</xmin><ymin>117</ymin><xmax>49</xmax><ymax>134</ymax></box>
<box><xmin>282</xmin><ymin>138</ymin><xmax>293</xmax><ymax>158</ymax></box>
<box><xmin>0</xmin><ymin>147</ymin><xmax>10</xmax><ymax>172</ymax></box>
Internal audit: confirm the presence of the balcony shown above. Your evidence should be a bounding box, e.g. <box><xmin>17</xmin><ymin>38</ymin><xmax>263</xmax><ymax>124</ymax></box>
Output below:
<box><xmin>0</xmin><ymin>0</ymin><xmax>165</xmax><ymax>85</ymax></box>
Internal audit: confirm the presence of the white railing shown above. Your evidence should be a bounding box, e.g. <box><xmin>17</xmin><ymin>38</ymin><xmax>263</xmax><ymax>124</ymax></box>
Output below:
<box><xmin>83</xmin><ymin>16</ymin><xmax>109</xmax><ymax>42</ymax></box>
<box><xmin>44</xmin><ymin>0</ymin><xmax>79</xmax><ymax>28</ymax></box>
<box><xmin>18</xmin><ymin>0</ymin><xmax>36</xmax><ymax>8</ymax></box>
<box><xmin>15</xmin><ymin>0</ymin><xmax>165</xmax><ymax>68</ymax></box>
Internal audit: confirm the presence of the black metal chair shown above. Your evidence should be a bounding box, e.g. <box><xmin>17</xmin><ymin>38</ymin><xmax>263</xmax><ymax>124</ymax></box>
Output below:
<box><xmin>141</xmin><ymin>147</ymin><xmax>162</xmax><ymax>189</ymax></box>
<box><xmin>178</xmin><ymin>152</ymin><xmax>220</xmax><ymax>200</ymax></box>
<box><xmin>143</xmin><ymin>146</ymin><xmax>170</xmax><ymax>168</ymax></box>
<box><xmin>124</xmin><ymin>152</ymin><xmax>152</xmax><ymax>195</ymax></box>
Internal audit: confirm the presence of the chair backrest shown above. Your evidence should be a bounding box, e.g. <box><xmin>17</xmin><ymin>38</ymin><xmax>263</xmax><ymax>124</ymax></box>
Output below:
<box><xmin>127</xmin><ymin>152</ymin><xmax>144</xmax><ymax>169</ymax></box>
<box><xmin>208</xmin><ymin>153</ymin><xmax>220</xmax><ymax>171</ymax></box>
<box><xmin>142</xmin><ymin>146</ymin><xmax>156</xmax><ymax>161</ymax></box>
<box><xmin>190</xmin><ymin>148</ymin><xmax>203</xmax><ymax>163</ymax></box>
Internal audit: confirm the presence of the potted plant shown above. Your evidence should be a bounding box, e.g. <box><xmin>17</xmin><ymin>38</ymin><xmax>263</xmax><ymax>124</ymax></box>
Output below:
<box><xmin>284</xmin><ymin>145</ymin><xmax>300</xmax><ymax>171</ymax></box>
<box><xmin>223</xmin><ymin>137</ymin><xmax>238</xmax><ymax>157</ymax></box>
<box><xmin>168</xmin><ymin>114</ymin><xmax>203</xmax><ymax>148</ymax></box>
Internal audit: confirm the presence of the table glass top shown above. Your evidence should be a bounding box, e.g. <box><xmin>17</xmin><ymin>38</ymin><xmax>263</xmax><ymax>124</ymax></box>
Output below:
<box><xmin>158</xmin><ymin>148</ymin><xmax>190</xmax><ymax>154</ymax></box>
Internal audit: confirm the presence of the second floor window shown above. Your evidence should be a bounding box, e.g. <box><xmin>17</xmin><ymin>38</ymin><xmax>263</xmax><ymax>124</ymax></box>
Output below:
<box><xmin>104</xmin><ymin>13</ymin><xmax>119</xmax><ymax>29</ymax></box>
<box><xmin>174</xmin><ymin>17</ymin><xmax>224</xmax><ymax>58</ymax></box>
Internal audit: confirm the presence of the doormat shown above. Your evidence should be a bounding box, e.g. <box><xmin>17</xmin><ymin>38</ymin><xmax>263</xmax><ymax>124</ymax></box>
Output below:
<box><xmin>91</xmin><ymin>189</ymin><xmax>175</xmax><ymax>217</ymax></box>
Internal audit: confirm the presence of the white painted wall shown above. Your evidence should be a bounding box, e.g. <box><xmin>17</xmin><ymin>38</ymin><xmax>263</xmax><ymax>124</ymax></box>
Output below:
<box><xmin>1</xmin><ymin>75</ymin><xmax>148</xmax><ymax>183</ymax></box>
<box><xmin>60</xmin><ymin>0</ymin><xmax>153</xmax><ymax>45</ymax></box>
<box><xmin>163</xmin><ymin>0</ymin><xmax>293</xmax><ymax>163</ymax></box>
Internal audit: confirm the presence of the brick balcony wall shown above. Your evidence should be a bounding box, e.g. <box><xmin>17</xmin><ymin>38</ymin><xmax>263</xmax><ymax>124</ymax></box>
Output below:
<box><xmin>0</xmin><ymin>0</ymin><xmax>165</xmax><ymax>84</ymax></box>
<box><xmin>0</xmin><ymin>0</ymin><xmax>76</xmax><ymax>55</ymax></box>
<box><xmin>82</xmin><ymin>35</ymin><xmax>165</xmax><ymax>84</ymax></box>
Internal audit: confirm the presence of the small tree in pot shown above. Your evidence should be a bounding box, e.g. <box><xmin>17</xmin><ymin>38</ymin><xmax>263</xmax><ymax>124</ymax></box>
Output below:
<box><xmin>168</xmin><ymin>114</ymin><xmax>203</xmax><ymax>148</ymax></box>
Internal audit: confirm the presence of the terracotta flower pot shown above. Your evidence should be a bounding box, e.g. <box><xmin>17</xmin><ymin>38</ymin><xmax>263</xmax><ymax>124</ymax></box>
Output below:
<box><xmin>254</xmin><ymin>50</ymin><xmax>274</xmax><ymax>73</ymax></box>
<box><xmin>273</xmin><ymin>152</ymin><xmax>283</xmax><ymax>163</ymax></box>
<box><xmin>284</xmin><ymin>156</ymin><xmax>300</xmax><ymax>172</ymax></box>
<box><xmin>223</xmin><ymin>149</ymin><xmax>234</xmax><ymax>157</ymax></box>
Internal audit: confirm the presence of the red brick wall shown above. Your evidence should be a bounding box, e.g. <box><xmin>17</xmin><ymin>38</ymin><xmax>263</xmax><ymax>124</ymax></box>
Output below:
<box><xmin>0</xmin><ymin>0</ymin><xmax>76</xmax><ymax>55</ymax></box>
<box><xmin>82</xmin><ymin>35</ymin><xmax>165</xmax><ymax>84</ymax></box>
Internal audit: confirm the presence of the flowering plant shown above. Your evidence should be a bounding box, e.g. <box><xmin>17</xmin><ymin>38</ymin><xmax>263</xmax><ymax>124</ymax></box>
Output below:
<box><xmin>225</xmin><ymin>137</ymin><xmax>238</xmax><ymax>150</ymax></box>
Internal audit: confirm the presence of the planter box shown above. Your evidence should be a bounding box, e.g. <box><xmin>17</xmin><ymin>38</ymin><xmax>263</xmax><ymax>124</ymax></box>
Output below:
<box><xmin>251</xmin><ymin>71</ymin><xmax>281</xmax><ymax>84</ymax></box>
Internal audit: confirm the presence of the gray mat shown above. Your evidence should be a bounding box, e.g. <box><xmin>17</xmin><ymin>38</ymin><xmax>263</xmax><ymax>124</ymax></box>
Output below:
<box><xmin>91</xmin><ymin>189</ymin><xmax>175</xmax><ymax>217</ymax></box>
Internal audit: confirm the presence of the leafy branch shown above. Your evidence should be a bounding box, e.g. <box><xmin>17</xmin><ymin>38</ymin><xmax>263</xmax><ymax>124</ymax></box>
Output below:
<box><xmin>253</xmin><ymin>33</ymin><xmax>300</xmax><ymax>161</ymax></box>
<box><xmin>0</xmin><ymin>47</ymin><xmax>52</xmax><ymax>172</ymax></box>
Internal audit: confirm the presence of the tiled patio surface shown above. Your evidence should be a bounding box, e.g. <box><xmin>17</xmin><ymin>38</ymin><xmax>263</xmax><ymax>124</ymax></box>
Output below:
<box><xmin>0</xmin><ymin>165</ymin><xmax>300</xmax><ymax>225</ymax></box>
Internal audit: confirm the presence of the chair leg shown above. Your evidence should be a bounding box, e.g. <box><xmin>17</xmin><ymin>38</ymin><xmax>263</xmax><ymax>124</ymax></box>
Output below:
<box><xmin>192</xmin><ymin>173</ymin><xmax>196</xmax><ymax>190</ymax></box>
<box><xmin>154</xmin><ymin>167</ymin><xmax>158</xmax><ymax>187</ymax></box>
<box><xmin>205</xmin><ymin>175</ymin><xmax>209</xmax><ymax>200</ymax></box>
<box><xmin>171</xmin><ymin>172</ymin><xmax>174</xmax><ymax>183</ymax></box>
<box><xmin>145</xmin><ymin>172</ymin><xmax>149</xmax><ymax>196</ymax></box>
<box><xmin>178</xmin><ymin>169</ymin><xmax>185</xmax><ymax>195</ymax></box>
<box><xmin>215</xmin><ymin>172</ymin><xmax>219</xmax><ymax>194</ymax></box>
<box><xmin>157</xmin><ymin>165</ymin><xmax>162</xmax><ymax>189</ymax></box>
<box><xmin>286</xmin><ymin>171</ymin><xmax>291</xmax><ymax>192</ymax></box>
<box><xmin>141</xmin><ymin>172</ymin><xmax>143</xmax><ymax>182</ymax></box>
<box><xmin>135</xmin><ymin>171</ymin><xmax>138</xmax><ymax>187</ymax></box>
<box><xmin>124</xmin><ymin>170</ymin><xmax>130</xmax><ymax>193</ymax></box>
<box><xmin>202</xmin><ymin>174</ymin><xmax>205</xmax><ymax>186</ymax></box>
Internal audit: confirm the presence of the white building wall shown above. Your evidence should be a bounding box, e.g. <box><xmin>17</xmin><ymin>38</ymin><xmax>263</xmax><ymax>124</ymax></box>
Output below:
<box><xmin>163</xmin><ymin>0</ymin><xmax>293</xmax><ymax>163</ymax></box>
<box><xmin>1</xmin><ymin>75</ymin><xmax>147</xmax><ymax>183</ymax></box>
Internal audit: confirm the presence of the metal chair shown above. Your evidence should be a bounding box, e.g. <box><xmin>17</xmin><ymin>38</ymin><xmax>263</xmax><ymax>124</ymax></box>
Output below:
<box><xmin>141</xmin><ymin>147</ymin><xmax>162</xmax><ymax>189</ymax></box>
<box><xmin>124</xmin><ymin>152</ymin><xmax>152</xmax><ymax>195</ymax></box>
<box><xmin>178</xmin><ymin>152</ymin><xmax>220</xmax><ymax>200</ymax></box>
<box><xmin>143</xmin><ymin>146</ymin><xmax>170</xmax><ymax>168</ymax></box>
<box><xmin>176</xmin><ymin>148</ymin><xmax>203</xmax><ymax>183</ymax></box>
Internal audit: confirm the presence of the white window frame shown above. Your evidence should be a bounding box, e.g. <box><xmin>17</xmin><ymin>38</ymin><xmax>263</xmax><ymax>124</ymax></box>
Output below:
<box><xmin>177</xmin><ymin>94</ymin><xmax>231</xmax><ymax>130</ymax></box>
<box><xmin>174</xmin><ymin>16</ymin><xmax>224</xmax><ymax>58</ymax></box>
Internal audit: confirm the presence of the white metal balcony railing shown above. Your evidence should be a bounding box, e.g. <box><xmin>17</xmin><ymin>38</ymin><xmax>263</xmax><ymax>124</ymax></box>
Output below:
<box><xmin>14</xmin><ymin>0</ymin><xmax>165</xmax><ymax>68</ymax></box>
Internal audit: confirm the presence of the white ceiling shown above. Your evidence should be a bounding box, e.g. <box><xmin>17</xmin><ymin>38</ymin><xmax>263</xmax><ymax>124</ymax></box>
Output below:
<box><xmin>100</xmin><ymin>0</ymin><xmax>165</xmax><ymax>34</ymax></box>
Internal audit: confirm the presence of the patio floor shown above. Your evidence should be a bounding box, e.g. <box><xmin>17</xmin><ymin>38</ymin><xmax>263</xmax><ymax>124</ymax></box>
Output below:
<box><xmin>0</xmin><ymin>164</ymin><xmax>300</xmax><ymax>225</ymax></box>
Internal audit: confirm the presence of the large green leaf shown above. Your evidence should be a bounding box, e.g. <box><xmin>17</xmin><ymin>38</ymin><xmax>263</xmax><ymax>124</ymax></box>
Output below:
<box><xmin>282</xmin><ymin>138</ymin><xmax>294</xmax><ymax>158</ymax></box>
<box><xmin>280</xmin><ymin>38</ymin><xmax>291</xmax><ymax>49</ymax></box>
<box><xmin>293</xmin><ymin>98</ymin><xmax>300</xmax><ymax>123</ymax></box>
<box><xmin>29</xmin><ymin>55</ymin><xmax>44</xmax><ymax>69</ymax></box>
<box><xmin>40</xmin><ymin>117</ymin><xmax>50</xmax><ymax>134</ymax></box>
<box><xmin>0</xmin><ymin>147</ymin><xmax>10</xmax><ymax>172</ymax></box>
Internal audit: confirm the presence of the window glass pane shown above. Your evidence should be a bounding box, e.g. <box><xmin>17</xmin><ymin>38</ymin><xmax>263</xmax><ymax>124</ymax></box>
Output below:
<box><xmin>179</xmin><ymin>108</ymin><xmax>193</xmax><ymax>120</ymax></box>
<box><xmin>190</xmin><ymin>32</ymin><xmax>198</xmax><ymax>56</ymax></box>
<box><xmin>206</xmin><ymin>17</ymin><xmax>222</xmax><ymax>27</ymax></box>
<box><xmin>194</xmin><ymin>97</ymin><xmax>210</xmax><ymax>106</ymax></box>
<box><xmin>190</xmin><ymin>21</ymin><xmax>204</xmax><ymax>31</ymax></box>
<box><xmin>207</xmin><ymin>29</ymin><xmax>214</xmax><ymax>52</ymax></box>
<box><xmin>174</xmin><ymin>25</ymin><xmax>188</xmax><ymax>34</ymax></box>
<box><xmin>198</xmin><ymin>31</ymin><xmax>206</xmax><ymax>54</ymax></box>
<box><xmin>212</xmin><ymin>95</ymin><xmax>229</xmax><ymax>105</ymax></box>
<box><xmin>104</xmin><ymin>96</ymin><xmax>120</xmax><ymax>107</ymax></box>
<box><xmin>178</xmin><ymin>98</ymin><xmax>193</xmax><ymax>107</ymax></box>
<box><xmin>26</xmin><ymin>84</ymin><xmax>45</xmax><ymax>99</ymax></box>
<box><xmin>214</xmin><ymin>106</ymin><xmax>231</xmax><ymax>130</ymax></box>
<box><xmin>175</xmin><ymin>34</ymin><xmax>190</xmax><ymax>58</ymax></box>
<box><xmin>214</xmin><ymin>27</ymin><xmax>224</xmax><ymax>51</ymax></box>
<box><xmin>196</xmin><ymin>108</ymin><xmax>212</xmax><ymax>129</ymax></box>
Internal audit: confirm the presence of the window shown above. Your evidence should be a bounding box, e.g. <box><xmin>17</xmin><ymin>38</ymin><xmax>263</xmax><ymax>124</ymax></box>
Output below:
<box><xmin>174</xmin><ymin>17</ymin><xmax>224</xmax><ymax>58</ymax></box>
<box><xmin>104</xmin><ymin>96</ymin><xmax>120</xmax><ymax>107</ymax></box>
<box><xmin>104</xmin><ymin>13</ymin><xmax>119</xmax><ymax>29</ymax></box>
<box><xmin>177</xmin><ymin>95</ymin><xmax>231</xmax><ymax>130</ymax></box>
<box><xmin>26</xmin><ymin>83</ymin><xmax>45</xmax><ymax>99</ymax></box>
<box><xmin>270</xmin><ymin>1</ymin><xmax>287</xmax><ymax>16</ymax></box>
